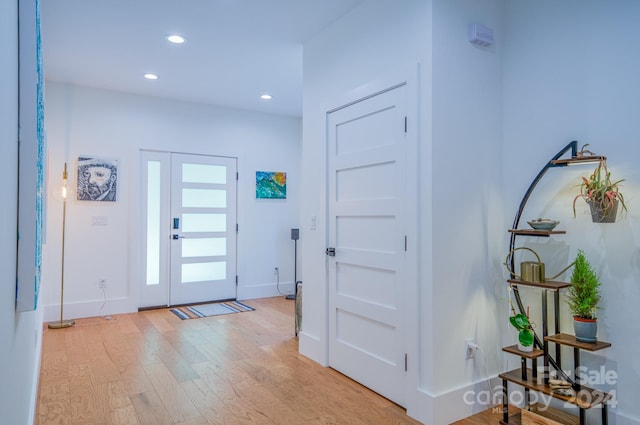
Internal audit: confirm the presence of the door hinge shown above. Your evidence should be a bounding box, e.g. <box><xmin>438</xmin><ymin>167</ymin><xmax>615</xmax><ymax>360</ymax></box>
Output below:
<box><xmin>404</xmin><ymin>235</ymin><xmax>407</xmax><ymax>251</ymax></box>
<box><xmin>235</xmin><ymin>275</ymin><xmax>238</xmax><ymax>286</ymax></box>
<box><xmin>404</xmin><ymin>116</ymin><xmax>407</xmax><ymax>133</ymax></box>
<box><xmin>236</xmin><ymin>172</ymin><xmax>239</xmax><ymax>180</ymax></box>
<box><xmin>404</xmin><ymin>353</ymin><xmax>408</xmax><ymax>371</ymax></box>
<box><xmin>236</xmin><ymin>223</ymin><xmax>239</xmax><ymax>232</ymax></box>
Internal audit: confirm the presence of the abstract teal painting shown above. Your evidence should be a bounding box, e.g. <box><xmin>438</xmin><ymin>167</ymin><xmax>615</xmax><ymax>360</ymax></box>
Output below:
<box><xmin>256</xmin><ymin>171</ymin><xmax>286</xmax><ymax>199</ymax></box>
<box><xmin>17</xmin><ymin>0</ymin><xmax>45</xmax><ymax>312</ymax></box>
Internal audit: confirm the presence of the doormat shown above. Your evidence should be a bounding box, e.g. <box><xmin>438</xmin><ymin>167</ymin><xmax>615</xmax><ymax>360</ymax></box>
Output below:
<box><xmin>170</xmin><ymin>300</ymin><xmax>255</xmax><ymax>320</ymax></box>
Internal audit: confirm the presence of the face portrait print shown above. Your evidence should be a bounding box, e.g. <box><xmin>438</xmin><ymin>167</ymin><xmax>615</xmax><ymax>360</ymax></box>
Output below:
<box><xmin>77</xmin><ymin>157</ymin><xmax>119</xmax><ymax>202</ymax></box>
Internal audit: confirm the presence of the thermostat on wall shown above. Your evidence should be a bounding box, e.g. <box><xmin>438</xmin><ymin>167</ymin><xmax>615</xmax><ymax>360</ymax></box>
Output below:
<box><xmin>468</xmin><ymin>23</ymin><xmax>494</xmax><ymax>46</ymax></box>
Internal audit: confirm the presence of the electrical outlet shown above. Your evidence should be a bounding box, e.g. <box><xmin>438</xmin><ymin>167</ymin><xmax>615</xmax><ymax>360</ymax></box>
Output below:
<box><xmin>465</xmin><ymin>338</ymin><xmax>478</xmax><ymax>359</ymax></box>
<box><xmin>98</xmin><ymin>278</ymin><xmax>107</xmax><ymax>289</ymax></box>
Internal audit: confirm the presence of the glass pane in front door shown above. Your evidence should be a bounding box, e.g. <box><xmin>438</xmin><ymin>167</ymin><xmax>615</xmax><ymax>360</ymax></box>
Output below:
<box><xmin>140</xmin><ymin>151</ymin><xmax>171</xmax><ymax>308</ymax></box>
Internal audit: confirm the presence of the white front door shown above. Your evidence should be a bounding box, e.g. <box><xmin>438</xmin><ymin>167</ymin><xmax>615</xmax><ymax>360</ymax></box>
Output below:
<box><xmin>140</xmin><ymin>151</ymin><xmax>237</xmax><ymax>308</ymax></box>
<box><xmin>327</xmin><ymin>84</ymin><xmax>408</xmax><ymax>406</ymax></box>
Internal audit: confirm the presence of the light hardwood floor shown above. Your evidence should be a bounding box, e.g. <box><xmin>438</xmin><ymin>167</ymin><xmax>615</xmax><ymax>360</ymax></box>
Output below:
<box><xmin>36</xmin><ymin>297</ymin><xmax>423</xmax><ymax>425</ymax></box>
<box><xmin>450</xmin><ymin>407</ymin><xmax>515</xmax><ymax>425</ymax></box>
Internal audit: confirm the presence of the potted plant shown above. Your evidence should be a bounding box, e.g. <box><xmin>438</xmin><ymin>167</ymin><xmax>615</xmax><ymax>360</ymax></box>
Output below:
<box><xmin>510</xmin><ymin>310</ymin><xmax>535</xmax><ymax>352</ymax></box>
<box><xmin>508</xmin><ymin>290</ymin><xmax>535</xmax><ymax>352</ymax></box>
<box><xmin>566</xmin><ymin>250</ymin><xmax>601</xmax><ymax>342</ymax></box>
<box><xmin>572</xmin><ymin>158</ymin><xmax>627</xmax><ymax>223</ymax></box>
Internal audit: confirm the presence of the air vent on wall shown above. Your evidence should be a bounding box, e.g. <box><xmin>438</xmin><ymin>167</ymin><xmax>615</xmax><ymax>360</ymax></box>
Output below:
<box><xmin>468</xmin><ymin>23</ymin><xmax>494</xmax><ymax>46</ymax></box>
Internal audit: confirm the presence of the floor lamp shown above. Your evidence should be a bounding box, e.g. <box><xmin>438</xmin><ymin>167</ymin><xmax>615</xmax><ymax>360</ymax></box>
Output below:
<box><xmin>48</xmin><ymin>163</ymin><xmax>75</xmax><ymax>329</ymax></box>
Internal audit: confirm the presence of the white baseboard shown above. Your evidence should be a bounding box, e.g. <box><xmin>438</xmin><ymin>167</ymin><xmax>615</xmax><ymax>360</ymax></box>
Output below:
<box><xmin>43</xmin><ymin>296</ymin><xmax>136</xmax><ymax>322</ymax></box>
<box><xmin>298</xmin><ymin>331</ymin><xmax>327</xmax><ymax>366</ymax></box>
<box><xmin>237</xmin><ymin>281</ymin><xmax>294</xmax><ymax>300</ymax></box>
<box><xmin>29</xmin><ymin>307</ymin><xmax>44</xmax><ymax>425</ymax></box>
<box><xmin>412</xmin><ymin>380</ymin><xmax>501</xmax><ymax>425</ymax></box>
<box><xmin>612</xmin><ymin>411</ymin><xmax>640</xmax><ymax>425</ymax></box>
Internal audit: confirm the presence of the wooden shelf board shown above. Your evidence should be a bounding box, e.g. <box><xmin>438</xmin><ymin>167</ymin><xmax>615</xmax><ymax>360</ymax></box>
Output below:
<box><xmin>551</xmin><ymin>156</ymin><xmax>606</xmax><ymax>166</ymax></box>
<box><xmin>500</xmin><ymin>406</ymin><xmax>579</xmax><ymax>425</ymax></box>
<box><xmin>508</xmin><ymin>229</ymin><xmax>566</xmax><ymax>237</ymax></box>
<box><xmin>522</xmin><ymin>404</ymin><xmax>579</xmax><ymax>425</ymax></box>
<box><xmin>544</xmin><ymin>333</ymin><xmax>611</xmax><ymax>351</ymax></box>
<box><xmin>499</xmin><ymin>368</ymin><xmax>611</xmax><ymax>409</ymax></box>
<box><xmin>508</xmin><ymin>279</ymin><xmax>571</xmax><ymax>290</ymax></box>
<box><xmin>502</xmin><ymin>345</ymin><xmax>545</xmax><ymax>359</ymax></box>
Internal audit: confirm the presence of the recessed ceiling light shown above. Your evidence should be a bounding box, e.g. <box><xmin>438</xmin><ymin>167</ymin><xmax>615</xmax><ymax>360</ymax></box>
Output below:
<box><xmin>144</xmin><ymin>73</ymin><xmax>159</xmax><ymax>80</ymax></box>
<box><xmin>260</xmin><ymin>94</ymin><xmax>273</xmax><ymax>100</ymax></box>
<box><xmin>166</xmin><ymin>34</ymin><xmax>186</xmax><ymax>44</ymax></box>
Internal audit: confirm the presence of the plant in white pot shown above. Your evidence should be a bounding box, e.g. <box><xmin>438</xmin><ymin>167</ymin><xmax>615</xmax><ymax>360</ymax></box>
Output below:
<box><xmin>510</xmin><ymin>310</ymin><xmax>535</xmax><ymax>352</ymax></box>
<box><xmin>566</xmin><ymin>250</ymin><xmax>601</xmax><ymax>342</ymax></box>
<box><xmin>508</xmin><ymin>288</ymin><xmax>535</xmax><ymax>352</ymax></box>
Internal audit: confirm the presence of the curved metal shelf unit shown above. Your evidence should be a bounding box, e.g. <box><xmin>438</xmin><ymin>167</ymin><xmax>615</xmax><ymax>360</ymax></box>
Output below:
<box><xmin>507</xmin><ymin>140</ymin><xmax>604</xmax><ymax>386</ymax></box>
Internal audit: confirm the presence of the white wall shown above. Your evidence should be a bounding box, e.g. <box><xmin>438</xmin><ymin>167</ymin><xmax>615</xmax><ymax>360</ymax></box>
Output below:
<box><xmin>300</xmin><ymin>0</ymin><xmax>431</xmax><ymax>364</ymax></box>
<box><xmin>300</xmin><ymin>0</ymin><xmax>430</xmax><ymax>363</ymax></box>
<box><xmin>0</xmin><ymin>1</ymin><xmax>44</xmax><ymax>424</ymax></box>
<box><xmin>301</xmin><ymin>0</ymin><xmax>503</xmax><ymax>423</ymax></box>
<box><xmin>42</xmin><ymin>83</ymin><xmax>301</xmax><ymax>321</ymax></box>
<box><xmin>503</xmin><ymin>2</ymin><xmax>640</xmax><ymax>424</ymax></box>
<box><xmin>430</xmin><ymin>0</ymin><xmax>504</xmax><ymax>421</ymax></box>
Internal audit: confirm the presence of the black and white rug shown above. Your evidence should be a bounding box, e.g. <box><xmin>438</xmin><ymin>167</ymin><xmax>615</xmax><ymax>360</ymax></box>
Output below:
<box><xmin>170</xmin><ymin>300</ymin><xmax>254</xmax><ymax>320</ymax></box>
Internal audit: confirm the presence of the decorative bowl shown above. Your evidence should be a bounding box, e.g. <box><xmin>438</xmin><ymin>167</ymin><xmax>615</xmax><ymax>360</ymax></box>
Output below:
<box><xmin>527</xmin><ymin>218</ymin><xmax>560</xmax><ymax>231</ymax></box>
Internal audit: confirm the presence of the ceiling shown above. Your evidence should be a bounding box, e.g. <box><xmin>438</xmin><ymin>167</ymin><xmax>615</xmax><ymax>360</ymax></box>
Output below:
<box><xmin>41</xmin><ymin>0</ymin><xmax>365</xmax><ymax>117</ymax></box>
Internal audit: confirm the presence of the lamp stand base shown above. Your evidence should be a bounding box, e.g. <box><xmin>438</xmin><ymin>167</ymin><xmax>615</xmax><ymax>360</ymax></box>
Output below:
<box><xmin>48</xmin><ymin>319</ymin><xmax>75</xmax><ymax>329</ymax></box>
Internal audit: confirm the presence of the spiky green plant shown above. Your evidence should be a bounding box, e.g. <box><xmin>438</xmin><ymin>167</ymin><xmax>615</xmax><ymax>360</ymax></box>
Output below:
<box><xmin>566</xmin><ymin>250</ymin><xmax>601</xmax><ymax>319</ymax></box>
<box><xmin>573</xmin><ymin>159</ymin><xmax>627</xmax><ymax>219</ymax></box>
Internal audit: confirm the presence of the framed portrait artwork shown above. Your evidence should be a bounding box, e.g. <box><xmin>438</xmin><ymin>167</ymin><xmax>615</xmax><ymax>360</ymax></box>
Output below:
<box><xmin>77</xmin><ymin>156</ymin><xmax>119</xmax><ymax>202</ymax></box>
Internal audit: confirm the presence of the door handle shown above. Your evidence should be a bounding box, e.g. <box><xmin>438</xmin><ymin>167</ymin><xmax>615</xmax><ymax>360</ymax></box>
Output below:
<box><xmin>172</xmin><ymin>234</ymin><xmax>185</xmax><ymax>240</ymax></box>
<box><xmin>325</xmin><ymin>247</ymin><xmax>336</xmax><ymax>257</ymax></box>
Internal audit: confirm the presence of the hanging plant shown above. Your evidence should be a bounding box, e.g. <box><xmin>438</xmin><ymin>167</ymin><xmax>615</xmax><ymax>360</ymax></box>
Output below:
<box><xmin>572</xmin><ymin>157</ymin><xmax>627</xmax><ymax>222</ymax></box>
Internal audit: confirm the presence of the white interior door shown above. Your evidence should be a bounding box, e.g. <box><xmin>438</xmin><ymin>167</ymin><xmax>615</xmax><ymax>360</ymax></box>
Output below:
<box><xmin>140</xmin><ymin>151</ymin><xmax>237</xmax><ymax>308</ymax></box>
<box><xmin>327</xmin><ymin>84</ymin><xmax>407</xmax><ymax>406</ymax></box>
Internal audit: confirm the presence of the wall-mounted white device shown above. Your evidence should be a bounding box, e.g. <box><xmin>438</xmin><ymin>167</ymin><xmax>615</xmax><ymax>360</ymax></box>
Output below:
<box><xmin>468</xmin><ymin>23</ymin><xmax>494</xmax><ymax>47</ymax></box>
